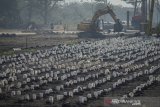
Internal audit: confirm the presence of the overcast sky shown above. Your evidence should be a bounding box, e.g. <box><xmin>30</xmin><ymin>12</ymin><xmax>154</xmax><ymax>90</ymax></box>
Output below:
<box><xmin>64</xmin><ymin>0</ymin><xmax>133</xmax><ymax>7</ymax></box>
<box><xmin>106</xmin><ymin>0</ymin><xmax>132</xmax><ymax>7</ymax></box>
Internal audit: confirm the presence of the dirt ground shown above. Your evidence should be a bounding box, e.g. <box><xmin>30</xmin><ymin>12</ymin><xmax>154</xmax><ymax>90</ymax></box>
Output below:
<box><xmin>0</xmin><ymin>31</ymin><xmax>160</xmax><ymax>107</ymax></box>
<box><xmin>0</xmin><ymin>33</ymin><xmax>85</xmax><ymax>56</ymax></box>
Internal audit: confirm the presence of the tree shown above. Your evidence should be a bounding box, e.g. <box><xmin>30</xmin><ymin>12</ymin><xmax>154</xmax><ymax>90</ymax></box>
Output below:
<box><xmin>17</xmin><ymin>0</ymin><xmax>63</xmax><ymax>25</ymax></box>
<box><xmin>37</xmin><ymin>0</ymin><xmax>64</xmax><ymax>24</ymax></box>
<box><xmin>94</xmin><ymin>0</ymin><xmax>108</xmax><ymax>4</ymax></box>
<box><xmin>26</xmin><ymin>0</ymin><xmax>38</xmax><ymax>23</ymax></box>
<box><xmin>0</xmin><ymin>0</ymin><xmax>21</xmax><ymax>28</ymax></box>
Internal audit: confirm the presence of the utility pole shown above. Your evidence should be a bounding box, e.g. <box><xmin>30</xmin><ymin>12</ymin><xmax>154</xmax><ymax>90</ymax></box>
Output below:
<box><xmin>25</xmin><ymin>36</ymin><xmax>28</xmax><ymax>49</ymax></box>
<box><xmin>141</xmin><ymin>0</ymin><xmax>147</xmax><ymax>22</ymax></box>
<box><xmin>134</xmin><ymin>0</ymin><xmax>138</xmax><ymax>16</ymax></box>
<box><xmin>91</xmin><ymin>0</ymin><xmax>94</xmax><ymax>17</ymax></box>
<box><xmin>127</xmin><ymin>11</ymin><xmax>130</xmax><ymax>29</ymax></box>
<box><xmin>148</xmin><ymin>0</ymin><xmax>155</xmax><ymax>35</ymax></box>
<box><xmin>44</xmin><ymin>0</ymin><xmax>48</xmax><ymax>25</ymax></box>
<box><xmin>157</xmin><ymin>0</ymin><xmax>160</xmax><ymax>24</ymax></box>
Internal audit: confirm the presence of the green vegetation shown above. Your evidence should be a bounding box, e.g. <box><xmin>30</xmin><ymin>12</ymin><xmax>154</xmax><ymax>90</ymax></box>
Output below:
<box><xmin>0</xmin><ymin>0</ymin><xmax>21</xmax><ymax>28</ymax></box>
<box><xmin>0</xmin><ymin>48</ymin><xmax>36</xmax><ymax>56</ymax></box>
<box><xmin>0</xmin><ymin>0</ymin><xmax>63</xmax><ymax>28</ymax></box>
<box><xmin>0</xmin><ymin>0</ymin><xmax>159</xmax><ymax>29</ymax></box>
<box><xmin>0</xmin><ymin>38</ymin><xmax>17</xmax><ymax>43</ymax></box>
<box><xmin>0</xmin><ymin>0</ymin><xmax>135</xmax><ymax>29</ymax></box>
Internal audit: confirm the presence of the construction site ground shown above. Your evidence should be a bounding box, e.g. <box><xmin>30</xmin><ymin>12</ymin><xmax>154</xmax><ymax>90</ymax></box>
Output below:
<box><xmin>0</xmin><ymin>29</ymin><xmax>160</xmax><ymax>107</ymax></box>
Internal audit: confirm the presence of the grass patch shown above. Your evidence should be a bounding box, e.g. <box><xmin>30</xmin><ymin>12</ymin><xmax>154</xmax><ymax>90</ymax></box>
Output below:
<box><xmin>66</xmin><ymin>39</ymin><xmax>80</xmax><ymax>46</ymax></box>
<box><xmin>0</xmin><ymin>38</ymin><xmax>16</xmax><ymax>43</ymax></box>
<box><xmin>0</xmin><ymin>48</ymin><xmax>36</xmax><ymax>56</ymax></box>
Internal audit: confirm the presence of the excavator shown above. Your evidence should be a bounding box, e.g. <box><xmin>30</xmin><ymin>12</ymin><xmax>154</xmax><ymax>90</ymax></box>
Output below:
<box><xmin>77</xmin><ymin>5</ymin><xmax>123</xmax><ymax>33</ymax></box>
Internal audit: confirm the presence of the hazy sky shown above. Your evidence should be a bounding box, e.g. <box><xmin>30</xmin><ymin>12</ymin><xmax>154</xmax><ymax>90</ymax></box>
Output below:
<box><xmin>102</xmin><ymin>0</ymin><xmax>132</xmax><ymax>7</ymax></box>
<box><xmin>65</xmin><ymin>0</ymin><xmax>133</xmax><ymax>7</ymax></box>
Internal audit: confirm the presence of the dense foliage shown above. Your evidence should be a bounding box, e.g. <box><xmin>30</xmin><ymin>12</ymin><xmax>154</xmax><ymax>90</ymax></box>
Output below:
<box><xmin>0</xmin><ymin>0</ymin><xmax>21</xmax><ymax>28</ymax></box>
<box><xmin>0</xmin><ymin>0</ymin><xmax>159</xmax><ymax>29</ymax></box>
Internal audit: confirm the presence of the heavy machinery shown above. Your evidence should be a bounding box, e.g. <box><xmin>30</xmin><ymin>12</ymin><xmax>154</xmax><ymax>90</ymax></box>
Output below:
<box><xmin>131</xmin><ymin>0</ymin><xmax>147</xmax><ymax>30</ymax></box>
<box><xmin>123</xmin><ymin>0</ymin><xmax>148</xmax><ymax>30</ymax></box>
<box><xmin>123</xmin><ymin>0</ymin><xmax>160</xmax><ymax>35</ymax></box>
<box><xmin>77</xmin><ymin>5</ymin><xmax>123</xmax><ymax>33</ymax></box>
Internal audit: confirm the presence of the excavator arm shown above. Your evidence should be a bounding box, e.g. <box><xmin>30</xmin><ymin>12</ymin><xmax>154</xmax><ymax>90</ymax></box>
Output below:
<box><xmin>92</xmin><ymin>6</ymin><xmax>118</xmax><ymax>23</ymax></box>
<box><xmin>91</xmin><ymin>6</ymin><xmax>123</xmax><ymax>32</ymax></box>
<box><xmin>77</xmin><ymin>4</ymin><xmax>123</xmax><ymax>32</ymax></box>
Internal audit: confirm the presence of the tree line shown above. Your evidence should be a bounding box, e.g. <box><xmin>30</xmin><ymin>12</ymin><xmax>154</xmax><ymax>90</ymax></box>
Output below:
<box><xmin>0</xmin><ymin>0</ymin><xmax>135</xmax><ymax>29</ymax></box>
<box><xmin>0</xmin><ymin>0</ymin><xmax>63</xmax><ymax>28</ymax></box>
